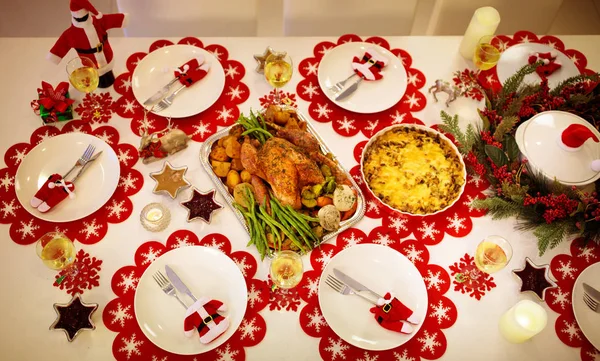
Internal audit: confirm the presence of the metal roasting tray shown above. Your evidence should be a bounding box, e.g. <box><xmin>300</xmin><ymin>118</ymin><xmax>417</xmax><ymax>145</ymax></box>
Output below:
<box><xmin>199</xmin><ymin>108</ymin><xmax>366</xmax><ymax>247</ymax></box>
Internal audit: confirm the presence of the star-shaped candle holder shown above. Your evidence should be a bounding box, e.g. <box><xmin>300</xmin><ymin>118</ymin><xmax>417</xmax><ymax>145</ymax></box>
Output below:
<box><xmin>150</xmin><ymin>161</ymin><xmax>191</xmax><ymax>199</ymax></box>
<box><xmin>512</xmin><ymin>257</ymin><xmax>558</xmax><ymax>301</ymax></box>
<box><xmin>181</xmin><ymin>188</ymin><xmax>223</xmax><ymax>223</ymax></box>
<box><xmin>253</xmin><ymin>46</ymin><xmax>275</xmax><ymax>73</ymax></box>
<box><xmin>50</xmin><ymin>294</ymin><xmax>98</xmax><ymax>342</ymax></box>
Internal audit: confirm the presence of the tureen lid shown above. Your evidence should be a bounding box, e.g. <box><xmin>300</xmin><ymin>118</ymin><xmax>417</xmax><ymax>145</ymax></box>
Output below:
<box><xmin>515</xmin><ymin>111</ymin><xmax>600</xmax><ymax>185</ymax></box>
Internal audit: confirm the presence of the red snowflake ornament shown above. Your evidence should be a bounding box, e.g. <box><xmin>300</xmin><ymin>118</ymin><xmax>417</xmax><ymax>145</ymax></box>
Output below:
<box><xmin>74</xmin><ymin>92</ymin><xmax>115</xmax><ymax>124</ymax></box>
<box><xmin>54</xmin><ymin>249</ymin><xmax>103</xmax><ymax>295</ymax></box>
<box><xmin>259</xmin><ymin>89</ymin><xmax>297</xmax><ymax>108</ymax></box>
<box><xmin>266</xmin><ymin>276</ymin><xmax>301</xmax><ymax>312</ymax></box>
<box><xmin>449</xmin><ymin>253</ymin><xmax>496</xmax><ymax>300</ymax></box>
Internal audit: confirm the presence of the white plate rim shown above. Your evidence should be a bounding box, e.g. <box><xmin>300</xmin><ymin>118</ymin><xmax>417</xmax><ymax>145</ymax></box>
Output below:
<box><xmin>14</xmin><ymin>132</ymin><xmax>120</xmax><ymax>223</ymax></box>
<box><xmin>133</xmin><ymin>245</ymin><xmax>248</xmax><ymax>355</ymax></box>
<box><xmin>318</xmin><ymin>243</ymin><xmax>428</xmax><ymax>351</ymax></box>
<box><xmin>131</xmin><ymin>44</ymin><xmax>226</xmax><ymax>118</ymax></box>
<box><xmin>572</xmin><ymin>262</ymin><xmax>600</xmax><ymax>350</ymax></box>
<box><xmin>317</xmin><ymin>42</ymin><xmax>407</xmax><ymax>114</ymax></box>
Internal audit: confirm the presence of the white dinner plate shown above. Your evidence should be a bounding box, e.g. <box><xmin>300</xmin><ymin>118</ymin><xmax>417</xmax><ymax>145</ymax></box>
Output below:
<box><xmin>318</xmin><ymin>244</ymin><xmax>428</xmax><ymax>351</ymax></box>
<box><xmin>318</xmin><ymin>42</ymin><xmax>407</xmax><ymax>114</ymax></box>
<box><xmin>496</xmin><ymin>43</ymin><xmax>580</xmax><ymax>89</ymax></box>
<box><xmin>572</xmin><ymin>262</ymin><xmax>600</xmax><ymax>350</ymax></box>
<box><xmin>132</xmin><ymin>44</ymin><xmax>225</xmax><ymax>118</ymax></box>
<box><xmin>14</xmin><ymin>133</ymin><xmax>120</xmax><ymax>223</ymax></box>
<box><xmin>134</xmin><ymin>246</ymin><xmax>247</xmax><ymax>355</ymax></box>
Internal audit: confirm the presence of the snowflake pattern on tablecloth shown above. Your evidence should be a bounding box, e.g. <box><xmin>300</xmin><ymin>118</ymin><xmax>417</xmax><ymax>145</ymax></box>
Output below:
<box><xmin>298</xmin><ymin>229</ymin><xmax>457</xmax><ymax>361</ymax></box>
<box><xmin>258</xmin><ymin>89</ymin><xmax>297</xmax><ymax>109</ymax></box>
<box><xmin>350</xmin><ymin>141</ymin><xmax>488</xmax><ymax>244</ymax></box>
<box><xmin>266</xmin><ymin>276</ymin><xmax>302</xmax><ymax>312</ymax></box>
<box><xmin>477</xmin><ymin>31</ymin><xmax>595</xmax><ymax>91</ymax></box>
<box><xmin>296</xmin><ymin>34</ymin><xmax>428</xmax><ymax>138</ymax></box>
<box><xmin>74</xmin><ymin>92</ymin><xmax>115</xmax><ymax>124</ymax></box>
<box><xmin>102</xmin><ymin>230</ymin><xmax>268</xmax><ymax>361</ymax></box>
<box><xmin>114</xmin><ymin>37</ymin><xmax>250</xmax><ymax>142</ymax></box>
<box><xmin>448</xmin><ymin>253</ymin><xmax>496</xmax><ymax>300</ymax></box>
<box><xmin>1</xmin><ymin>120</ymin><xmax>141</xmax><ymax>245</ymax></box>
<box><xmin>53</xmin><ymin>249</ymin><xmax>102</xmax><ymax>295</ymax></box>
<box><xmin>546</xmin><ymin>238</ymin><xmax>600</xmax><ymax>359</ymax></box>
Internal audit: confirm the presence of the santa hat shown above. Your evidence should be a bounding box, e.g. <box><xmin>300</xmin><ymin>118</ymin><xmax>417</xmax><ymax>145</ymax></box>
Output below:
<box><xmin>559</xmin><ymin>124</ymin><xmax>599</xmax><ymax>151</ymax></box>
<box><xmin>70</xmin><ymin>0</ymin><xmax>102</xmax><ymax>19</ymax></box>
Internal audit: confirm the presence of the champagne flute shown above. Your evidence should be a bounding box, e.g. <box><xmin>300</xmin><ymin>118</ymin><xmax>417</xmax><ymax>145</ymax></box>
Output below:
<box><xmin>264</xmin><ymin>52</ymin><xmax>293</xmax><ymax>104</ymax></box>
<box><xmin>473</xmin><ymin>35</ymin><xmax>501</xmax><ymax>71</ymax></box>
<box><xmin>455</xmin><ymin>235</ymin><xmax>513</xmax><ymax>283</ymax></box>
<box><xmin>36</xmin><ymin>232</ymin><xmax>78</xmax><ymax>283</ymax></box>
<box><xmin>270</xmin><ymin>250</ymin><xmax>303</xmax><ymax>291</ymax></box>
<box><xmin>66</xmin><ymin>57</ymin><xmax>99</xmax><ymax>94</ymax></box>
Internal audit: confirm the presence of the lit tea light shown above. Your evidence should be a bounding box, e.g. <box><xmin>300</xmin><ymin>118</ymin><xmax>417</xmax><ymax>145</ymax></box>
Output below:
<box><xmin>499</xmin><ymin>299</ymin><xmax>547</xmax><ymax>343</ymax></box>
<box><xmin>140</xmin><ymin>203</ymin><xmax>170</xmax><ymax>232</ymax></box>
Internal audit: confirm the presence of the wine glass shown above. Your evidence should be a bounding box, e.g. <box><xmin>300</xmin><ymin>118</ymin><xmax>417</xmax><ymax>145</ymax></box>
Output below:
<box><xmin>270</xmin><ymin>250</ymin><xmax>303</xmax><ymax>291</ymax></box>
<box><xmin>264</xmin><ymin>52</ymin><xmax>293</xmax><ymax>104</ymax></box>
<box><xmin>455</xmin><ymin>235</ymin><xmax>513</xmax><ymax>283</ymax></box>
<box><xmin>66</xmin><ymin>57</ymin><xmax>99</xmax><ymax>94</ymax></box>
<box><xmin>473</xmin><ymin>35</ymin><xmax>501</xmax><ymax>71</ymax></box>
<box><xmin>36</xmin><ymin>232</ymin><xmax>78</xmax><ymax>284</ymax></box>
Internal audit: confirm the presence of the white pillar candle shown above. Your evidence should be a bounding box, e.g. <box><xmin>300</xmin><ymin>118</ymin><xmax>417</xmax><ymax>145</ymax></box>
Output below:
<box><xmin>458</xmin><ymin>7</ymin><xmax>501</xmax><ymax>60</ymax></box>
<box><xmin>499</xmin><ymin>300</ymin><xmax>548</xmax><ymax>343</ymax></box>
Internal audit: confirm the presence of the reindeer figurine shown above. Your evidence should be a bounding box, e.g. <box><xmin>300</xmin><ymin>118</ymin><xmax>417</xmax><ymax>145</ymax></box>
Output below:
<box><xmin>428</xmin><ymin>79</ymin><xmax>462</xmax><ymax>107</ymax></box>
<box><xmin>138</xmin><ymin>117</ymin><xmax>190</xmax><ymax>164</ymax></box>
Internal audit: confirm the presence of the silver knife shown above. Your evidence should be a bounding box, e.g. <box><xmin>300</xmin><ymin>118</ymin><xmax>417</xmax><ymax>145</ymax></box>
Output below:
<box><xmin>333</xmin><ymin>268</ymin><xmax>382</xmax><ymax>298</ymax></box>
<box><xmin>143</xmin><ymin>77</ymin><xmax>180</xmax><ymax>106</ymax></box>
<box><xmin>70</xmin><ymin>151</ymin><xmax>103</xmax><ymax>183</ymax></box>
<box><xmin>583</xmin><ymin>283</ymin><xmax>600</xmax><ymax>302</ymax></box>
<box><xmin>165</xmin><ymin>265</ymin><xmax>198</xmax><ymax>302</ymax></box>
<box><xmin>335</xmin><ymin>77</ymin><xmax>363</xmax><ymax>101</ymax></box>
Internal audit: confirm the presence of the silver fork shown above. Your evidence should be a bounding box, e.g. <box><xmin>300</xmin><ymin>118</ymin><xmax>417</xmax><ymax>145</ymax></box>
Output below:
<box><xmin>61</xmin><ymin>144</ymin><xmax>95</xmax><ymax>179</ymax></box>
<box><xmin>328</xmin><ymin>73</ymin><xmax>357</xmax><ymax>94</ymax></box>
<box><xmin>153</xmin><ymin>84</ymin><xmax>187</xmax><ymax>112</ymax></box>
<box><xmin>153</xmin><ymin>271</ymin><xmax>188</xmax><ymax>309</ymax></box>
<box><xmin>325</xmin><ymin>274</ymin><xmax>376</xmax><ymax>304</ymax></box>
<box><xmin>583</xmin><ymin>291</ymin><xmax>599</xmax><ymax>312</ymax></box>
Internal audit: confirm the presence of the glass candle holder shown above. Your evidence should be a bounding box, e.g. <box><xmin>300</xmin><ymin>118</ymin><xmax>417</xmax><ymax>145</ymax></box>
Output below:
<box><xmin>499</xmin><ymin>299</ymin><xmax>547</xmax><ymax>343</ymax></box>
<box><xmin>458</xmin><ymin>6</ymin><xmax>501</xmax><ymax>60</ymax></box>
<box><xmin>140</xmin><ymin>203</ymin><xmax>171</xmax><ymax>232</ymax></box>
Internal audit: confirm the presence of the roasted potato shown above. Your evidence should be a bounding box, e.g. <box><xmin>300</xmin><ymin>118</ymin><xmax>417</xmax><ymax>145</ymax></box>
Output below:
<box><xmin>240</xmin><ymin>170</ymin><xmax>252</xmax><ymax>183</ymax></box>
<box><xmin>231</xmin><ymin>158</ymin><xmax>244</xmax><ymax>171</ymax></box>
<box><xmin>226</xmin><ymin>170</ymin><xmax>241</xmax><ymax>189</ymax></box>
<box><xmin>223</xmin><ymin>136</ymin><xmax>236</xmax><ymax>151</ymax></box>
<box><xmin>210</xmin><ymin>145</ymin><xmax>230</xmax><ymax>162</ymax></box>
<box><xmin>211</xmin><ymin>160</ymin><xmax>231</xmax><ymax>178</ymax></box>
<box><xmin>229</xmin><ymin>124</ymin><xmax>244</xmax><ymax>137</ymax></box>
<box><xmin>217</xmin><ymin>135</ymin><xmax>230</xmax><ymax>147</ymax></box>
<box><xmin>226</xmin><ymin>139</ymin><xmax>242</xmax><ymax>159</ymax></box>
<box><xmin>233</xmin><ymin>183</ymin><xmax>255</xmax><ymax>208</ymax></box>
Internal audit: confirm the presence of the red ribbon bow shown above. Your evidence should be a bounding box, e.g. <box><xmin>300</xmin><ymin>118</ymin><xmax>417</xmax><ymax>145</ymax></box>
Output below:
<box><xmin>139</xmin><ymin>141</ymin><xmax>167</xmax><ymax>159</ymax></box>
<box><xmin>37</xmin><ymin>81</ymin><xmax>74</xmax><ymax>113</ymax></box>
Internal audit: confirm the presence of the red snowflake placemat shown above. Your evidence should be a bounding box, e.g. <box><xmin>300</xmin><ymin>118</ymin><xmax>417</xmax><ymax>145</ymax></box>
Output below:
<box><xmin>449</xmin><ymin>253</ymin><xmax>496</xmax><ymax>300</ymax></box>
<box><xmin>114</xmin><ymin>37</ymin><xmax>249</xmax><ymax>142</ymax></box>
<box><xmin>477</xmin><ymin>31</ymin><xmax>595</xmax><ymax>91</ymax></box>
<box><xmin>295</xmin><ymin>34</ymin><xmax>427</xmax><ymax>138</ymax></box>
<box><xmin>546</xmin><ymin>238</ymin><xmax>600</xmax><ymax>360</ymax></box>
<box><xmin>102</xmin><ymin>230</ymin><xmax>269</xmax><ymax>361</ymax></box>
<box><xmin>53</xmin><ymin>249</ymin><xmax>103</xmax><ymax>295</ymax></box>
<box><xmin>0</xmin><ymin>120</ymin><xmax>142</xmax><ymax>245</ymax></box>
<box><xmin>74</xmin><ymin>92</ymin><xmax>115</xmax><ymax>124</ymax></box>
<box><xmin>297</xmin><ymin>228</ymin><xmax>457</xmax><ymax>361</ymax></box>
<box><xmin>349</xmin><ymin>141</ymin><xmax>489</xmax><ymax>245</ymax></box>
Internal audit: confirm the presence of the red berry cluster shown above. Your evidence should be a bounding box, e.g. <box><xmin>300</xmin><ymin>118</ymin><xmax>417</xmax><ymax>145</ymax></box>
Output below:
<box><xmin>480</xmin><ymin>131</ymin><xmax>503</xmax><ymax>148</ymax></box>
<box><xmin>465</xmin><ymin>152</ymin><xmax>486</xmax><ymax>176</ymax></box>
<box><xmin>579</xmin><ymin>190</ymin><xmax>600</xmax><ymax>224</ymax></box>
<box><xmin>517</xmin><ymin>78</ymin><xmax>566</xmax><ymax>119</ymax></box>
<box><xmin>523</xmin><ymin>193</ymin><xmax>579</xmax><ymax>224</ymax></box>
<box><xmin>480</xmin><ymin>108</ymin><xmax>503</xmax><ymax>125</ymax></box>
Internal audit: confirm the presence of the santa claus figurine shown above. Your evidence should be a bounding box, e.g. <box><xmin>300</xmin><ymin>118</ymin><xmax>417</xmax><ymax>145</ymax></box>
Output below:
<box><xmin>369</xmin><ymin>292</ymin><xmax>419</xmax><ymax>334</ymax></box>
<box><xmin>351</xmin><ymin>47</ymin><xmax>389</xmax><ymax>81</ymax></box>
<box><xmin>183</xmin><ymin>297</ymin><xmax>229</xmax><ymax>344</ymax></box>
<box><xmin>47</xmin><ymin>0</ymin><xmax>128</xmax><ymax>88</ymax></box>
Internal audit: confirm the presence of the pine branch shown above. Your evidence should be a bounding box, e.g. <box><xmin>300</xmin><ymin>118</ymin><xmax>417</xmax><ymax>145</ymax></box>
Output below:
<box><xmin>472</xmin><ymin>198</ymin><xmax>522</xmax><ymax>219</ymax></box>
<box><xmin>550</xmin><ymin>73</ymin><xmax>600</xmax><ymax>96</ymax></box>
<box><xmin>439</xmin><ymin>111</ymin><xmax>477</xmax><ymax>154</ymax></box>
<box><xmin>496</xmin><ymin>63</ymin><xmax>540</xmax><ymax>110</ymax></box>
<box><xmin>534</xmin><ymin>220</ymin><xmax>575</xmax><ymax>256</ymax></box>
<box><xmin>493</xmin><ymin>116</ymin><xmax>518</xmax><ymax>142</ymax></box>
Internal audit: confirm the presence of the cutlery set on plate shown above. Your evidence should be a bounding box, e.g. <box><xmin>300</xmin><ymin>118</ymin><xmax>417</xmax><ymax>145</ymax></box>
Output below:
<box><xmin>144</xmin><ymin>56</ymin><xmax>211</xmax><ymax>112</ymax></box>
<box><xmin>326</xmin><ymin>268</ymin><xmax>420</xmax><ymax>334</ymax></box>
<box><xmin>30</xmin><ymin>144</ymin><xmax>102</xmax><ymax>213</ymax></box>
<box><xmin>329</xmin><ymin>47</ymin><xmax>389</xmax><ymax>101</ymax></box>
<box><xmin>583</xmin><ymin>283</ymin><xmax>600</xmax><ymax>313</ymax></box>
<box><xmin>154</xmin><ymin>265</ymin><xmax>230</xmax><ymax>344</ymax></box>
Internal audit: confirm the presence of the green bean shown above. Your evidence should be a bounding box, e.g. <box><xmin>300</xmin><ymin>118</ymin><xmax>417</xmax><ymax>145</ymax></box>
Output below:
<box><xmin>241</xmin><ymin>128</ymin><xmax>273</xmax><ymax>138</ymax></box>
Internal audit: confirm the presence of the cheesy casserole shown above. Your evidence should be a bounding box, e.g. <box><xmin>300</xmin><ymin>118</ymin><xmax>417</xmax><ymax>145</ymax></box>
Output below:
<box><xmin>362</xmin><ymin>126</ymin><xmax>465</xmax><ymax>215</ymax></box>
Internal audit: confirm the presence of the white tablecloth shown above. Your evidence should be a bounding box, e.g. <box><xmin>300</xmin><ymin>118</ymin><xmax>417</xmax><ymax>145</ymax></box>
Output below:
<box><xmin>0</xmin><ymin>35</ymin><xmax>599</xmax><ymax>361</ymax></box>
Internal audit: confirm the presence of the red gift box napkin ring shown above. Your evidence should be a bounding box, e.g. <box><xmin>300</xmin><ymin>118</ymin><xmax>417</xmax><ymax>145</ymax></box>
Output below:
<box><xmin>183</xmin><ymin>297</ymin><xmax>229</xmax><ymax>344</ymax></box>
<box><xmin>369</xmin><ymin>292</ymin><xmax>420</xmax><ymax>334</ymax></box>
